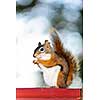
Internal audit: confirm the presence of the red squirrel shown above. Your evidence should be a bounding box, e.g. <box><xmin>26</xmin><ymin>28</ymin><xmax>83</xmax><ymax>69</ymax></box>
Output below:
<box><xmin>33</xmin><ymin>28</ymin><xmax>79</xmax><ymax>88</ymax></box>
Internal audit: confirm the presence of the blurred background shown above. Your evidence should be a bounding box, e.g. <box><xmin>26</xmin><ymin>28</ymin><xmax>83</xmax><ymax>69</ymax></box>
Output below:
<box><xmin>16</xmin><ymin>0</ymin><xmax>83</xmax><ymax>88</ymax></box>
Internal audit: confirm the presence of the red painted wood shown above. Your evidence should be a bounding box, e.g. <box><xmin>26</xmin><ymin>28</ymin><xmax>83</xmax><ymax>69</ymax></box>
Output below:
<box><xmin>16</xmin><ymin>88</ymin><xmax>81</xmax><ymax>99</ymax></box>
<box><xmin>17</xmin><ymin>98</ymin><xmax>80</xmax><ymax>100</ymax></box>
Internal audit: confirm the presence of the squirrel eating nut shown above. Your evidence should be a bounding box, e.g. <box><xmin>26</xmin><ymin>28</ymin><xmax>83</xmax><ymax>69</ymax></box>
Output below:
<box><xmin>33</xmin><ymin>28</ymin><xmax>79</xmax><ymax>88</ymax></box>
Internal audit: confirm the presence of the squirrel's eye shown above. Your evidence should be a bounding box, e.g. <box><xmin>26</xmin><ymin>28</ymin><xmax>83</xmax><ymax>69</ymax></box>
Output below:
<box><xmin>39</xmin><ymin>47</ymin><xmax>45</xmax><ymax>52</ymax></box>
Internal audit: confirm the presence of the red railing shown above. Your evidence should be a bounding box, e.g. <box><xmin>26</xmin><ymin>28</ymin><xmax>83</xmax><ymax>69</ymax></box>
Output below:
<box><xmin>16</xmin><ymin>88</ymin><xmax>81</xmax><ymax>100</ymax></box>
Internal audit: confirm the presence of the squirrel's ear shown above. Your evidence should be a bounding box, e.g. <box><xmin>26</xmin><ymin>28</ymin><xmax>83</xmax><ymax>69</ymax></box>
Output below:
<box><xmin>45</xmin><ymin>40</ymin><xmax>50</xmax><ymax>45</ymax></box>
<box><xmin>38</xmin><ymin>42</ymin><xmax>41</xmax><ymax>47</ymax></box>
<box><xmin>44</xmin><ymin>40</ymin><xmax>50</xmax><ymax>48</ymax></box>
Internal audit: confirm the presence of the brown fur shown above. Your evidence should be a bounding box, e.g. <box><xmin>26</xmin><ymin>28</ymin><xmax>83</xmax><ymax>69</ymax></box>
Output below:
<box><xmin>57</xmin><ymin>71</ymin><xmax>67</xmax><ymax>88</ymax></box>
<box><xmin>50</xmin><ymin>28</ymin><xmax>78</xmax><ymax>86</ymax></box>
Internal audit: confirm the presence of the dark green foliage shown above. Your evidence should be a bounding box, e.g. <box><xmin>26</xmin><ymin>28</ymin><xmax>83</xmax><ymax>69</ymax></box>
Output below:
<box><xmin>16</xmin><ymin>0</ymin><xmax>37</xmax><ymax>12</ymax></box>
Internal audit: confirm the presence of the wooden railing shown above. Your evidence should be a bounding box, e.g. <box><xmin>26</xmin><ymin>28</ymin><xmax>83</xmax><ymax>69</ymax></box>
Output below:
<box><xmin>16</xmin><ymin>88</ymin><xmax>82</xmax><ymax>100</ymax></box>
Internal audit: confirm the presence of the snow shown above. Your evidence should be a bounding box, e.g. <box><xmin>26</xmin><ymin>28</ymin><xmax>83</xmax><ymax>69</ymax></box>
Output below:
<box><xmin>16</xmin><ymin>0</ymin><xmax>83</xmax><ymax>88</ymax></box>
<box><xmin>16</xmin><ymin>0</ymin><xmax>33</xmax><ymax>6</ymax></box>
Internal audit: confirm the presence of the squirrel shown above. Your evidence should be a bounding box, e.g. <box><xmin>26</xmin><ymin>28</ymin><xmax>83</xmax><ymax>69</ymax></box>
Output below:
<box><xmin>33</xmin><ymin>28</ymin><xmax>79</xmax><ymax>88</ymax></box>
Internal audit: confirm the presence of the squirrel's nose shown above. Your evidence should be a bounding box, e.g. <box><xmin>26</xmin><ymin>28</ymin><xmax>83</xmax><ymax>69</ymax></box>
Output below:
<box><xmin>33</xmin><ymin>54</ymin><xmax>35</xmax><ymax>57</ymax></box>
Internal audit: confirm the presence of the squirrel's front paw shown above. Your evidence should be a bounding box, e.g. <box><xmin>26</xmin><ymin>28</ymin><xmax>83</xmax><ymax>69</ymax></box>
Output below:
<box><xmin>33</xmin><ymin>60</ymin><xmax>38</xmax><ymax>64</ymax></box>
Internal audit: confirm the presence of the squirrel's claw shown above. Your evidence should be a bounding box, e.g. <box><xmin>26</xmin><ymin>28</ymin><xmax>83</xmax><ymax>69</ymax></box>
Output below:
<box><xmin>33</xmin><ymin>60</ymin><xmax>38</xmax><ymax>64</ymax></box>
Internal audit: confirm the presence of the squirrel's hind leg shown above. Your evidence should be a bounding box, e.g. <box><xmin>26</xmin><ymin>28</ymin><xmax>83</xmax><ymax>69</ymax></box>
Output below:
<box><xmin>66</xmin><ymin>69</ymin><xmax>73</xmax><ymax>86</ymax></box>
<box><xmin>57</xmin><ymin>71</ymin><xmax>67</xmax><ymax>88</ymax></box>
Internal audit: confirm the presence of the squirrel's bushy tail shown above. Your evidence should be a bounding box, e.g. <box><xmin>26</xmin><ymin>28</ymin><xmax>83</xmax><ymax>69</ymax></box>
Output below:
<box><xmin>49</xmin><ymin>28</ymin><xmax>79</xmax><ymax>74</ymax></box>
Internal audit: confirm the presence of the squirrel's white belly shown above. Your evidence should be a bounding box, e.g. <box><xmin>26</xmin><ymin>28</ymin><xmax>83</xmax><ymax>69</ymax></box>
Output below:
<box><xmin>39</xmin><ymin>64</ymin><xmax>61</xmax><ymax>87</ymax></box>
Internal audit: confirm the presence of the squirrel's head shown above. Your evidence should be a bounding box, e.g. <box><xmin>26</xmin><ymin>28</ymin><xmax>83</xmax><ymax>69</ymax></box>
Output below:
<box><xmin>33</xmin><ymin>40</ymin><xmax>52</xmax><ymax>60</ymax></box>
